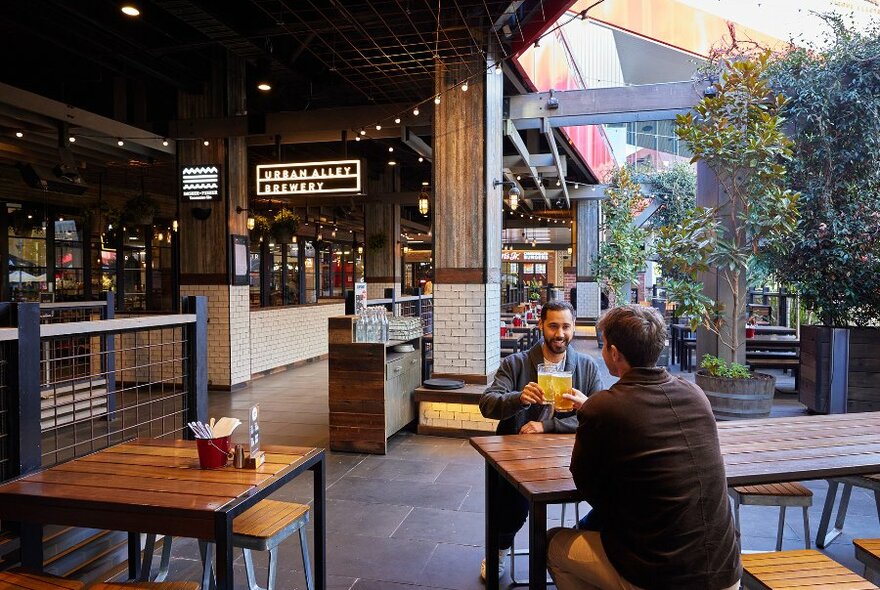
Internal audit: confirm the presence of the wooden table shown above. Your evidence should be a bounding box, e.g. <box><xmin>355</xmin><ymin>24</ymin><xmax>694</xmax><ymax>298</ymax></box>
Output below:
<box><xmin>471</xmin><ymin>412</ymin><xmax>880</xmax><ymax>590</ymax></box>
<box><xmin>0</xmin><ymin>439</ymin><xmax>326</xmax><ymax>590</ymax></box>
<box><xmin>500</xmin><ymin>334</ymin><xmax>527</xmax><ymax>356</ymax></box>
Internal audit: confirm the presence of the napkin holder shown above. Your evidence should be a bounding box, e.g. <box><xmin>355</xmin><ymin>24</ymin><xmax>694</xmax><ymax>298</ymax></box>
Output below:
<box><xmin>244</xmin><ymin>450</ymin><xmax>265</xmax><ymax>469</ymax></box>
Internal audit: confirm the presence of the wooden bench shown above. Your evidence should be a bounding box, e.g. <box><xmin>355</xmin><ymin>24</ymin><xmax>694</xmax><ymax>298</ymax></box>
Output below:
<box><xmin>92</xmin><ymin>584</ymin><xmax>200</xmax><ymax>590</ymax></box>
<box><xmin>741</xmin><ymin>549</ymin><xmax>878</xmax><ymax>589</ymax></box>
<box><xmin>747</xmin><ymin>357</ymin><xmax>800</xmax><ymax>391</ymax></box>
<box><xmin>0</xmin><ymin>569</ymin><xmax>83</xmax><ymax>590</ymax></box>
<box><xmin>855</xmin><ymin>539</ymin><xmax>880</xmax><ymax>584</ymax></box>
<box><xmin>730</xmin><ymin>482</ymin><xmax>812</xmax><ymax>551</ymax></box>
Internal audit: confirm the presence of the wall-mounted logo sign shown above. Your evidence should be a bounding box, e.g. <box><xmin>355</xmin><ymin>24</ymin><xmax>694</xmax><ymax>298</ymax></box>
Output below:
<box><xmin>502</xmin><ymin>251</ymin><xmax>549</xmax><ymax>262</ymax></box>
<box><xmin>181</xmin><ymin>165</ymin><xmax>221</xmax><ymax>201</ymax></box>
<box><xmin>256</xmin><ymin>159</ymin><xmax>361</xmax><ymax>195</ymax></box>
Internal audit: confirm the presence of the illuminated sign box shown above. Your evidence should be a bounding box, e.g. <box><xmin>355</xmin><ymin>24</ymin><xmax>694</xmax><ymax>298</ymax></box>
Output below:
<box><xmin>181</xmin><ymin>164</ymin><xmax>221</xmax><ymax>201</ymax></box>
<box><xmin>502</xmin><ymin>251</ymin><xmax>549</xmax><ymax>261</ymax></box>
<box><xmin>256</xmin><ymin>159</ymin><xmax>361</xmax><ymax>196</ymax></box>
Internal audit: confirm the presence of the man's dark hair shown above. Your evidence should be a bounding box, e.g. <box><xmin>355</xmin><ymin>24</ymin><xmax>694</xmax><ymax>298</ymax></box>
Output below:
<box><xmin>540</xmin><ymin>300</ymin><xmax>576</xmax><ymax>322</ymax></box>
<box><xmin>597</xmin><ymin>305</ymin><xmax>667</xmax><ymax>367</ymax></box>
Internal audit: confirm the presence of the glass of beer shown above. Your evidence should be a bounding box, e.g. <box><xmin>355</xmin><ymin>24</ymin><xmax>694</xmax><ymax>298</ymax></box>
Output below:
<box><xmin>536</xmin><ymin>363</ymin><xmax>557</xmax><ymax>407</ymax></box>
<box><xmin>553</xmin><ymin>370</ymin><xmax>574</xmax><ymax>412</ymax></box>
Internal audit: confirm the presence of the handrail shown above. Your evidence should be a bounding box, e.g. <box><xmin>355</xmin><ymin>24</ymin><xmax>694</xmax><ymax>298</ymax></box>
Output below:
<box><xmin>40</xmin><ymin>314</ymin><xmax>197</xmax><ymax>338</ymax></box>
<box><xmin>39</xmin><ymin>301</ymin><xmax>108</xmax><ymax>310</ymax></box>
<box><xmin>0</xmin><ymin>328</ymin><xmax>17</xmax><ymax>342</ymax></box>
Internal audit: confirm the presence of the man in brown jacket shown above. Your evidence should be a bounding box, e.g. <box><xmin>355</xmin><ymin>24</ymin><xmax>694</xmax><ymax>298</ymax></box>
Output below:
<box><xmin>548</xmin><ymin>305</ymin><xmax>741</xmax><ymax>590</ymax></box>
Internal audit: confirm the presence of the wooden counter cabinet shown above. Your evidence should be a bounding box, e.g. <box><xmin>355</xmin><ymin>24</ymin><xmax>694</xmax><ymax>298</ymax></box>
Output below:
<box><xmin>328</xmin><ymin>315</ymin><xmax>421</xmax><ymax>454</ymax></box>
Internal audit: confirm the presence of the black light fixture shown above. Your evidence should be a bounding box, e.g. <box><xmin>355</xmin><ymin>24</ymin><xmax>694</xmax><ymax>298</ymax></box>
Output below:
<box><xmin>235</xmin><ymin>205</ymin><xmax>255</xmax><ymax>230</ymax></box>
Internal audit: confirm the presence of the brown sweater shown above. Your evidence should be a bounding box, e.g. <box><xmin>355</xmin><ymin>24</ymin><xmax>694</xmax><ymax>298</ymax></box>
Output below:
<box><xmin>571</xmin><ymin>367</ymin><xmax>741</xmax><ymax>590</ymax></box>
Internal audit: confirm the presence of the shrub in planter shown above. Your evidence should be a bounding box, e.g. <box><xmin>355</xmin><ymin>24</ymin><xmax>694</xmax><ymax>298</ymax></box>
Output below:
<box><xmin>250</xmin><ymin>214</ymin><xmax>271</xmax><ymax>242</ymax></box>
<box><xmin>270</xmin><ymin>208</ymin><xmax>300</xmax><ymax>243</ymax></box>
<box><xmin>123</xmin><ymin>193</ymin><xmax>159</xmax><ymax>226</ymax></box>
<box><xmin>695</xmin><ymin>354</ymin><xmax>776</xmax><ymax>420</ymax></box>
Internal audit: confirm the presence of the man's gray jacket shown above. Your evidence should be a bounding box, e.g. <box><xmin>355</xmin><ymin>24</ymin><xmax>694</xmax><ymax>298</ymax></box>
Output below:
<box><xmin>479</xmin><ymin>341</ymin><xmax>603</xmax><ymax>434</ymax></box>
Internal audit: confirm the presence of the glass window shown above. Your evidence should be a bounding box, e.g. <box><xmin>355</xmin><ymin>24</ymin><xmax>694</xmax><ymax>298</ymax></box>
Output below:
<box><xmin>150</xmin><ymin>228</ymin><xmax>173</xmax><ymax>311</ymax></box>
<box><xmin>122</xmin><ymin>227</ymin><xmax>147</xmax><ymax>311</ymax></box>
<box><xmin>269</xmin><ymin>243</ymin><xmax>283</xmax><ymax>306</ymax></box>
<box><xmin>303</xmin><ymin>242</ymin><xmax>316</xmax><ymax>303</ymax></box>
<box><xmin>8</xmin><ymin>207</ymin><xmax>48</xmax><ymax>302</ymax></box>
<box><xmin>284</xmin><ymin>243</ymin><xmax>299</xmax><ymax>305</ymax></box>
<box><xmin>54</xmin><ymin>217</ymin><xmax>84</xmax><ymax>301</ymax></box>
<box><xmin>249</xmin><ymin>241</ymin><xmax>262</xmax><ymax>308</ymax></box>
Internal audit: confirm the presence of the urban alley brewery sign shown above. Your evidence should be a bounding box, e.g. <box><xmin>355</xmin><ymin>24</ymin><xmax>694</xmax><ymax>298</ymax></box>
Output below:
<box><xmin>256</xmin><ymin>160</ymin><xmax>362</xmax><ymax>195</ymax></box>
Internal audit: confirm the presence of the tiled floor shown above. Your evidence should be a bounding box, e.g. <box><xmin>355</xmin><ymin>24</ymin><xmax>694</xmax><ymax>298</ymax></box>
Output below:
<box><xmin>133</xmin><ymin>339</ymin><xmax>879</xmax><ymax>590</ymax></box>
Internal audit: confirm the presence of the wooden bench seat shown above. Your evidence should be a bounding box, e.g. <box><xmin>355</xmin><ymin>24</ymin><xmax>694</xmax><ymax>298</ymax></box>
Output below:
<box><xmin>855</xmin><ymin>539</ymin><xmax>880</xmax><ymax>583</ymax></box>
<box><xmin>742</xmin><ymin>549</ymin><xmax>878</xmax><ymax>589</ymax></box>
<box><xmin>91</xmin><ymin>584</ymin><xmax>200</xmax><ymax>590</ymax></box>
<box><xmin>0</xmin><ymin>570</ymin><xmax>83</xmax><ymax>590</ymax></box>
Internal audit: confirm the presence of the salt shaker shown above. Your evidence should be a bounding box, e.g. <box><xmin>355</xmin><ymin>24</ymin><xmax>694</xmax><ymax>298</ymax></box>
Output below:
<box><xmin>233</xmin><ymin>444</ymin><xmax>245</xmax><ymax>468</ymax></box>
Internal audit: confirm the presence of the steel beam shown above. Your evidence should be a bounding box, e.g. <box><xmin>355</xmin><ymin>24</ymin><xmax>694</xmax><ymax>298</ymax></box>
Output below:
<box><xmin>542</xmin><ymin>117</ymin><xmax>569</xmax><ymax>206</ymax></box>
<box><xmin>505</xmin><ymin>119</ymin><xmax>549</xmax><ymax>207</ymax></box>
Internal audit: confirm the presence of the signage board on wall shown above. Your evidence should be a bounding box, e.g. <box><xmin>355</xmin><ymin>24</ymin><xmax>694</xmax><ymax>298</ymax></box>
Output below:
<box><xmin>256</xmin><ymin>159</ymin><xmax>362</xmax><ymax>195</ymax></box>
<box><xmin>502</xmin><ymin>251</ymin><xmax>549</xmax><ymax>262</ymax></box>
<box><xmin>180</xmin><ymin>164</ymin><xmax>221</xmax><ymax>201</ymax></box>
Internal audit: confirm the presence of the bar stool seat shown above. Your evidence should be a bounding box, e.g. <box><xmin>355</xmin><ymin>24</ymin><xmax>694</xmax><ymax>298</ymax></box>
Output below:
<box><xmin>141</xmin><ymin>500</ymin><xmax>313</xmax><ymax>590</ymax></box>
<box><xmin>855</xmin><ymin>538</ymin><xmax>880</xmax><ymax>584</ymax></box>
<box><xmin>0</xmin><ymin>569</ymin><xmax>84</xmax><ymax>590</ymax></box>
<box><xmin>730</xmin><ymin>482</ymin><xmax>813</xmax><ymax>551</ymax></box>
<box><xmin>741</xmin><ymin>549</ymin><xmax>878</xmax><ymax>589</ymax></box>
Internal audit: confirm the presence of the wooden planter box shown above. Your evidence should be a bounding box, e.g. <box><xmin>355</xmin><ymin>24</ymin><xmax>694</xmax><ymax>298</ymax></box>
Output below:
<box><xmin>799</xmin><ymin>325</ymin><xmax>880</xmax><ymax>414</ymax></box>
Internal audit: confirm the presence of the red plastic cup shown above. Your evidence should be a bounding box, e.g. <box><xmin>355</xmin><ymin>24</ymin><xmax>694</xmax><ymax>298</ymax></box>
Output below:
<box><xmin>745</xmin><ymin>327</ymin><xmax>756</xmax><ymax>338</ymax></box>
<box><xmin>196</xmin><ymin>436</ymin><xmax>231</xmax><ymax>469</ymax></box>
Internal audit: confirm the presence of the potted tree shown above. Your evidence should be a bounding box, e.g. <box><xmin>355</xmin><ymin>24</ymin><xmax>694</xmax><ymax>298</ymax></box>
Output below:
<box><xmin>658</xmin><ymin>50</ymin><xmax>800</xmax><ymax>419</ymax></box>
<box><xmin>767</xmin><ymin>18</ymin><xmax>880</xmax><ymax>413</ymax></box>
<box><xmin>123</xmin><ymin>192</ymin><xmax>159</xmax><ymax>226</ymax></box>
<box><xmin>270</xmin><ymin>208</ymin><xmax>299</xmax><ymax>243</ymax></box>
<box><xmin>594</xmin><ymin>166</ymin><xmax>650</xmax><ymax>347</ymax></box>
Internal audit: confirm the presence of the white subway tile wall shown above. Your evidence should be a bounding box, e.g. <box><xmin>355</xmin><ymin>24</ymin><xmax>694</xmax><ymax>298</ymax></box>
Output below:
<box><xmin>249</xmin><ymin>303</ymin><xmax>345</xmax><ymax>374</ymax></box>
<box><xmin>181</xmin><ymin>284</ymin><xmax>232</xmax><ymax>387</ymax></box>
<box><xmin>432</xmin><ymin>283</ymin><xmax>500</xmax><ymax>376</ymax></box>
<box><xmin>577</xmin><ymin>281</ymin><xmax>601</xmax><ymax>319</ymax></box>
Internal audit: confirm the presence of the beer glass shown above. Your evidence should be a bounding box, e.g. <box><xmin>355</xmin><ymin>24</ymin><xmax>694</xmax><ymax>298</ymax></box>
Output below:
<box><xmin>536</xmin><ymin>363</ymin><xmax>557</xmax><ymax>407</ymax></box>
<box><xmin>553</xmin><ymin>370</ymin><xmax>574</xmax><ymax>411</ymax></box>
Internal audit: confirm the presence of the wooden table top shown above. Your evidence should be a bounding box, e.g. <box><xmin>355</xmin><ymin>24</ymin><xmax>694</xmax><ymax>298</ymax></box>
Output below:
<box><xmin>471</xmin><ymin>412</ymin><xmax>880</xmax><ymax>503</ymax></box>
<box><xmin>0</xmin><ymin>438</ymin><xmax>322</xmax><ymax>538</ymax></box>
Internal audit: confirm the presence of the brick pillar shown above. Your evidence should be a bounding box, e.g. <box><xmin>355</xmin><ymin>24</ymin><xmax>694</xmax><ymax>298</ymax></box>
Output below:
<box><xmin>432</xmin><ymin>55</ymin><xmax>503</xmax><ymax>383</ymax></box>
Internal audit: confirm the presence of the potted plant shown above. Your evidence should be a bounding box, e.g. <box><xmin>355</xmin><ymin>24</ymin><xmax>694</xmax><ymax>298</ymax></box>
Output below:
<box><xmin>270</xmin><ymin>208</ymin><xmax>299</xmax><ymax>243</ymax></box>
<box><xmin>251</xmin><ymin>214</ymin><xmax>271</xmax><ymax>242</ymax></box>
<box><xmin>366</xmin><ymin>231</ymin><xmax>387</xmax><ymax>253</ymax></box>
<box><xmin>123</xmin><ymin>192</ymin><xmax>159</xmax><ymax>226</ymax></box>
<box><xmin>85</xmin><ymin>201</ymin><xmax>121</xmax><ymax>239</ymax></box>
<box><xmin>698</xmin><ymin>354</ymin><xmax>775</xmax><ymax>420</ymax></box>
<box><xmin>657</xmin><ymin>50</ymin><xmax>800</xmax><ymax>419</ymax></box>
<box><xmin>766</xmin><ymin>18</ymin><xmax>880</xmax><ymax>413</ymax></box>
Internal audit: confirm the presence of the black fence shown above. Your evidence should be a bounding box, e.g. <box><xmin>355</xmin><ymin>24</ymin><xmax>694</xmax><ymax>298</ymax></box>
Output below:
<box><xmin>0</xmin><ymin>296</ymin><xmax>207</xmax><ymax>485</ymax></box>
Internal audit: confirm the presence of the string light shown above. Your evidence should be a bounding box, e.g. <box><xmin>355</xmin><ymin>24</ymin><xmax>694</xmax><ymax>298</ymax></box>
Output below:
<box><xmin>117</xmin><ymin>139</ymin><xmax>125</xmax><ymax>146</ymax></box>
<box><xmin>461</xmin><ymin>82</ymin><xmax>468</xmax><ymax>92</ymax></box>
<box><xmin>434</xmin><ymin>96</ymin><xmax>441</xmax><ymax>104</ymax></box>
<box><xmin>162</xmin><ymin>139</ymin><xmax>169</xmax><ymax>146</ymax></box>
<box><xmin>413</xmin><ymin>107</ymin><xmax>419</xmax><ymax>116</ymax></box>
<box><xmin>203</xmin><ymin>140</ymin><xmax>210</xmax><ymax>146</ymax></box>
<box><xmin>15</xmin><ymin>131</ymin><xmax>23</xmax><ymax>138</ymax></box>
<box><xmin>375</xmin><ymin>124</ymin><xmax>382</xmax><ymax>131</ymax></box>
<box><xmin>394</xmin><ymin>117</ymin><xmax>401</xmax><ymax>124</ymax></box>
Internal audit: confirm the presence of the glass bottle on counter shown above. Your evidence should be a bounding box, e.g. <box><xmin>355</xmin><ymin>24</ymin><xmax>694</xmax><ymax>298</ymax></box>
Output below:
<box><xmin>355</xmin><ymin>313</ymin><xmax>366</xmax><ymax>343</ymax></box>
<box><xmin>381</xmin><ymin>309</ymin><xmax>389</xmax><ymax>342</ymax></box>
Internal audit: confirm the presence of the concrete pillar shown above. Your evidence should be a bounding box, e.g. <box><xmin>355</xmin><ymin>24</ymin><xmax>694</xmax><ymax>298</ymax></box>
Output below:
<box><xmin>177</xmin><ymin>50</ymin><xmax>251</xmax><ymax>390</ymax></box>
<box><xmin>575</xmin><ymin>200</ymin><xmax>601</xmax><ymax>319</ymax></box>
<box><xmin>432</xmin><ymin>55</ymin><xmax>503</xmax><ymax>383</ymax></box>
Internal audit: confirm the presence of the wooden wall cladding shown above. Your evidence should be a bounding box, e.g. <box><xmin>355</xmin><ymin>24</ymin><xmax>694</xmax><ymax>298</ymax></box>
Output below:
<box><xmin>800</xmin><ymin>325</ymin><xmax>880</xmax><ymax>413</ymax></box>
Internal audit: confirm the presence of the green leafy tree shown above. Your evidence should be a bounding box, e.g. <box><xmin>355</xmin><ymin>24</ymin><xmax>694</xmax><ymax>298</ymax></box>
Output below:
<box><xmin>632</xmin><ymin>162</ymin><xmax>697</xmax><ymax>230</ymax></box>
<box><xmin>595</xmin><ymin>166</ymin><xmax>649</xmax><ymax>305</ymax></box>
<box><xmin>766</xmin><ymin>16</ymin><xmax>880</xmax><ymax>326</ymax></box>
<box><xmin>657</xmin><ymin>50</ymin><xmax>800</xmax><ymax>360</ymax></box>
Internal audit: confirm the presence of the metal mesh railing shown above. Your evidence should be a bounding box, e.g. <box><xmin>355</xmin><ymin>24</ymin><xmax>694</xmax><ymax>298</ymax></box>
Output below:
<box><xmin>40</xmin><ymin>325</ymin><xmax>190</xmax><ymax>468</ymax></box>
<box><xmin>0</xmin><ymin>342</ymin><xmax>10</xmax><ymax>483</ymax></box>
<box><xmin>394</xmin><ymin>296</ymin><xmax>433</xmax><ymax>335</ymax></box>
<box><xmin>39</xmin><ymin>302</ymin><xmax>107</xmax><ymax>324</ymax></box>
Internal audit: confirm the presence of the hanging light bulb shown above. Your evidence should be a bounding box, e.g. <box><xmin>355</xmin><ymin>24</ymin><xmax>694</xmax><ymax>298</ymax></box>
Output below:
<box><xmin>413</xmin><ymin>107</ymin><xmax>420</xmax><ymax>116</ymax></box>
<box><xmin>567</xmin><ymin>246</ymin><xmax>573</xmax><ymax>255</ymax></box>
<box><xmin>172</xmin><ymin>220</ymin><xmax>178</xmax><ymax>232</ymax></box>
<box><xmin>162</xmin><ymin>138</ymin><xmax>169</xmax><ymax>147</ymax></box>
<box><xmin>15</xmin><ymin>131</ymin><xmax>23</xmax><ymax>138</ymax></box>
<box><xmin>117</xmin><ymin>139</ymin><xmax>125</xmax><ymax>146</ymax></box>
<box><xmin>461</xmin><ymin>81</ymin><xmax>468</xmax><ymax>92</ymax></box>
<box><xmin>556</xmin><ymin>179</ymin><xmax>561</xmax><ymax>187</ymax></box>
<box><xmin>203</xmin><ymin>140</ymin><xmax>210</xmax><ymax>146</ymax></box>
<box><xmin>418</xmin><ymin>157</ymin><xmax>424</xmax><ymax>163</ymax></box>
<box><xmin>68</xmin><ymin>136</ymin><xmax>76</xmax><ymax>143</ymax></box>
<box><xmin>388</xmin><ymin>147</ymin><xmax>394</xmax><ymax>152</ymax></box>
<box><xmin>247</xmin><ymin>217</ymin><xmax>255</xmax><ymax>231</ymax></box>
<box><xmin>355</xmin><ymin>136</ymin><xmax>361</xmax><ymax>141</ymax></box>
<box><xmin>375</xmin><ymin>124</ymin><xmax>382</xmax><ymax>131</ymax></box>
<box><xmin>434</xmin><ymin>95</ymin><xmax>441</xmax><ymax>104</ymax></box>
<box><xmin>359</xmin><ymin>129</ymin><xmax>366</xmax><ymax>136</ymax></box>
<box><xmin>494</xmin><ymin>63</ymin><xmax>502</xmax><ymax>75</ymax></box>
<box><xmin>293</xmin><ymin>235</ymin><xmax>297</xmax><ymax>244</ymax></box>
<box><xmin>394</xmin><ymin>117</ymin><xmax>401</xmax><ymax>124</ymax></box>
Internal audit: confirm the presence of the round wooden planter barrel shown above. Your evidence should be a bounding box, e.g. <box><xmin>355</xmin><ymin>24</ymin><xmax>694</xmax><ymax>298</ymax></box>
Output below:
<box><xmin>695</xmin><ymin>371</ymin><xmax>776</xmax><ymax>420</ymax></box>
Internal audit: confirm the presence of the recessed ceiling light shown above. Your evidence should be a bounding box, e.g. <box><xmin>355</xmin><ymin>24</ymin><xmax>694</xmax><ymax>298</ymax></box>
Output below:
<box><xmin>121</xmin><ymin>5</ymin><xmax>140</xmax><ymax>17</ymax></box>
<box><xmin>68</xmin><ymin>136</ymin><xmax>76</xmax><ymax>143</ymax></box>
<box><xmin>117</xmin><ymin>139</ymin><xmax>125</xmax><ymax>146</ymax></box>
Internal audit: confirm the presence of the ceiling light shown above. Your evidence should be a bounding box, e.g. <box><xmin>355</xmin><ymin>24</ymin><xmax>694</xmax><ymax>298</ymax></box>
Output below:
<box><xmin>68</xmin><ymin>136</ymin><xmax>76</xmax><ymax>143</ymax></box>
<box><xmin>418</xmin><ymin>190</ymin><xmax>430</xmax><ymax>216</ymax></box>
<box><xmin>421</xmin><ymin>181</ymin><xmax>429</xmax><ymax>186</ymax></box>
<box><xmin>359</xmin><ymin>129</ymin><xmax>366</xmax><ymax>136</ymax></box>
<box><xmin>413</xmin><ymin>107</ymin><xmax>420</xmax><ymax>116</ymax></box>
<box><xmin>355</xmin><ymin>136</ymin><xmax>361</xmax><ymax>141</ymax></box>
<box><xmin>203</xmin><ymin>140</ymin><xmax>210</xmax><ymax>146</ymax></box>
<box><xmin>121</xmin><ymin>5</ymin><xmax>140</xmax><ymax>16</ymax></box>
<box><xmin>516</xmin><ymin>175</ymin><xmax>521</xmax><ymax>181</ymax></box>
<box><xmin>574</xmin><ymin>183</ymin><xmax>579</xmax><ymax>189</ymax></box>
<box><xmin>461</xmin><ymin>82</ymin><xmax>468</xmax><ymax>92</ymax></box>
<box><xmin>556</xmin><ymin>179</ymin><xmax>561</xmax><ymax>186</ymax></box>
<box><xmin>418</xmin><ymin>157</ymin><xmax>424</xmax><ymax>162</ymax></box>
<box><xmin>388</xmin><ymin>147</ymin><xmax>394</xmax><ymax>152</ymax></box>
<box><xmin>388</xmin><ymin>160</ymin><xmax>396</xmax><ymax>166</ymax></box>
<box><xmin>15</xmin><ymin>131</ymin><xmax>23</xmax><ymax>138</ymax></box>
<box><xmin>162</xmin><ymin>139</ymin><xmax>169</xmax><ymax>146</ymax></box>
<box><xmin>117</xmin><ymin>139</ymin><xmax>125</xmax><ymax>146</ymax></box>
<box><xmin>394</xmin><ymin>117</ymin><xmax>401</xmax><ymax>124</ymax></box>
<box><xmin>257</xmin><ymin>82</ymin><xmax>271</xmax><ymax>92</ymax></box>
<box><xmin>375</xmin><ymin>124</ymin><xmax>382</xmax><ymax>131</ymax></box>
<box><xmin>434</xmin><ymin>96</ymin><xmax>441</xmax><ymax>104</ymax></box>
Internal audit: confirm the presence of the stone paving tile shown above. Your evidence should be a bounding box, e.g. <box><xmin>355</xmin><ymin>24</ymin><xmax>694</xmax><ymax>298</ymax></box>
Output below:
<box><xmin>327</xmin><ymin>477</ymin><xmax>471</xmax><ymax>512</ymax></box>
<box><xmin>392</xmin><ymin>507</ymin><xmax>485</xmax><ymax>546</ymax></box>
<box><xmin>347</xmin><ymin>456</ymin><xmax>448</xmax><ymax>483</ymax></box>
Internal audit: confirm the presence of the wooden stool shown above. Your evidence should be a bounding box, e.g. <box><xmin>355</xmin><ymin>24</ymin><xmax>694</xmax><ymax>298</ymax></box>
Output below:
<box><xmin>741</xmin><ymin>549</ymin><xmax>878</xmax><ymax>589</ymax></box>
<box><xmin>142</xmin><ymin>500</ymin><xmax>312</xmax><ymax>590</ymax></box>
<box><xmin>817</xmin><ymin>474</ymin><xmax>880</xmax><ymax>548</ymax></box>
<box><xmin>730</xmin><ymin>482</ymin><xmax>813</xmax><ymax>551</ymax></box>
<box><xmin>92</xmin><ymin>584</ymin><xmax>200</xmax><ymax>590</ymax></box>
<box><xmin>855</xmin><ymin>539</ymin><xmax>880</xmax><ymax>585</ymax></box>
<box><xmin>0</xmin><ymin>569</ymin><xmax>83</xmax><ymax>590</ymax></box>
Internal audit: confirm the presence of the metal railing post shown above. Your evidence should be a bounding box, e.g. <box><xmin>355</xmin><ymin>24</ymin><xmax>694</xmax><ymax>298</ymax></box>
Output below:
<box><xmin>182</xmin><ymin>296</ymin><xmax>208</xmax><ymax>434</ymax></box>
<box><xmin>103</xmin><ymin>292</ymin><xmax>117</xmax><ymax>413</ymax></box>
<box><xmin>10</xmin><ymin>302</ymin><xmax>43</xmax><ymax>567</ymax></box>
